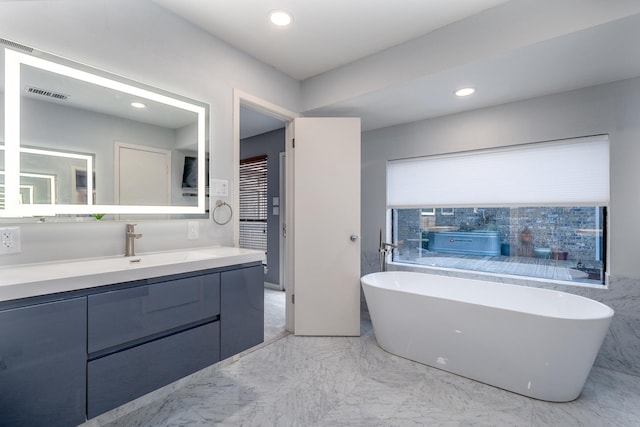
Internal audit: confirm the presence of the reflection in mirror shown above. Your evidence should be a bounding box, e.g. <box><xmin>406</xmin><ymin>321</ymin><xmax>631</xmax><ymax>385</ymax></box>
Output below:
<box><xmin>21</xmin><ymin>146</ymin><xmax>94</xmax><ymax>205</ymax></box>
<box><xmin>0</xmin><ymin>41</ymin><xmax>209</xmax><ymax>220</ymax></box>
<box><xmin>2</xmin><ymin>144</ymin><xmax>94</xmax><ymax>206</ymax></box>
<box><xmin>20</xmin><ymin>173</ymin><xmax>54</xmax><ymax>204</ymax></box>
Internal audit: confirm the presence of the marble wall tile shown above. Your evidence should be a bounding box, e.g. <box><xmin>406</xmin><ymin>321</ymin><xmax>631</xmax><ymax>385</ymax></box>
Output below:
<box><xmin>361</xmin><ymin>250</ymin><xmax>381</xmax><ymax>276</ymax></box>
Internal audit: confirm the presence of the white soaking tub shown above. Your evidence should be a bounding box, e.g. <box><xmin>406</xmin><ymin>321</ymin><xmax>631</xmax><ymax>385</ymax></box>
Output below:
<box><xmin>361</xmin><ymin>271</ymin><xmax>613</xmax><ymax>402</ymax></box>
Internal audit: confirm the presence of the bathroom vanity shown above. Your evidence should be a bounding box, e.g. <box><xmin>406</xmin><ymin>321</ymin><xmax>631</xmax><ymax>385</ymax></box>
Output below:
<box><xmin>0</xmin><ymin>247</ymin><xmax>264</xmax><ymax>426</ymax></box>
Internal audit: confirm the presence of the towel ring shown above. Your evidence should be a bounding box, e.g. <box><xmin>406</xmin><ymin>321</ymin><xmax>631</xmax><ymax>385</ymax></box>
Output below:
<box><xmin>213</xmin><ymin>200</ymin><xmax>233</xmax><ymax>225</ymax></box>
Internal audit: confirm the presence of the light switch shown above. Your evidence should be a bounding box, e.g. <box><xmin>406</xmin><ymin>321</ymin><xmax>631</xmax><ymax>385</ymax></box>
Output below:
<box><xmin>211</xmin><ymin>179</ymin><xmax>229</xmax><ymax>197</ymax></box>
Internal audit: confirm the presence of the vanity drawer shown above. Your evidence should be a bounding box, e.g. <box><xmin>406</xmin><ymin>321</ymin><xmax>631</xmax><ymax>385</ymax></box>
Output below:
<box><xmin>88</xmin><ymin>272</ymin><xmax>220</xmax><ymax>353</ymax></box>
<box><xmin>87</xmin><ymin>321</ymin><xmax>220</xmax><ymax>418</ymax></box>
<box><xmin>0</xmin><ymin>298</ymin><xmax>87</xmax><ymax>427</ymax></box>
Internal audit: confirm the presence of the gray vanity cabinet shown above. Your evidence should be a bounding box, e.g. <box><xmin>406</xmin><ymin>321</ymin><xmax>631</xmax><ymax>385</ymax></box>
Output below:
<box><xmin>220</xmin><ymin>264</ymin><xmax>264</xmax><ymax>359</ymax></box>
<box><xmin>86</xmin><ymin>272</ymin><xmax>221</xmax><ymax>418</ymax></box>
<box><xmin>0</xmin><ymin>260</ymin><xmax>263</xmax><ymax>424</ymax></box>
<box><xmin>0</xmin><ymin>297</ymin><xmax>87</xmax><ymax>427</ymax></box>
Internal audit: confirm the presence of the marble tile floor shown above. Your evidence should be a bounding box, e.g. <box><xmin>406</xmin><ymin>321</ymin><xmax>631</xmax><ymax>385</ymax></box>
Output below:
<box><xmin>264</xmin><ymin>288</ymin><xmax>287</xmax><ymax>343</ymax></box>
<box><xmin>96</xmin><ymin>313</ymin><xmax>640</xmax><ymax>427</ymax></box>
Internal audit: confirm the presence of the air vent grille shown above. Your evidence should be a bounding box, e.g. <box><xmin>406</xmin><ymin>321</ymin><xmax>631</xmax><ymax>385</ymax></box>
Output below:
<box><xmin>0</xmin><ymin>38</ymin><xmax>34</xmax><ymax>53</ymax></box>
<box><xmin>25</xmin><ymin>86</ymin><xmax>69</xmax><ymax>101</ymax></box>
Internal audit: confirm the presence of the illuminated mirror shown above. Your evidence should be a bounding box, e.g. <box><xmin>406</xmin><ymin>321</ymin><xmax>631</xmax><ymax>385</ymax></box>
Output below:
<box><xmin>0</xmin><ymin>41</ymin><xmax>209</xmax><ymax>219</ymax></box>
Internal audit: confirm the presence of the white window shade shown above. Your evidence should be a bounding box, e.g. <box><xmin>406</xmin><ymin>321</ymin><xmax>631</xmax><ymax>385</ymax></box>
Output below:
<box><xmin>387</xmin><ymin>136</ymin><xmax>609</xmax><ymax>208</ymax></box>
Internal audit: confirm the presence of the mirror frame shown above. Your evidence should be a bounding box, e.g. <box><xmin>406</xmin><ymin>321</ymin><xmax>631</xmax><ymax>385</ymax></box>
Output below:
<box><xmin>2</xmin><ymin>45</ymin><xmax>208</xmax><ymax>218</ymax></box>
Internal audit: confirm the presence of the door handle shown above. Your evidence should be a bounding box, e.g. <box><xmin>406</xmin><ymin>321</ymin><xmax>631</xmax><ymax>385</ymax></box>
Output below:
<box><xmin>350</xmin><ymin>234</ymin><xmax>359</xmax><ymax>242</ymax></box>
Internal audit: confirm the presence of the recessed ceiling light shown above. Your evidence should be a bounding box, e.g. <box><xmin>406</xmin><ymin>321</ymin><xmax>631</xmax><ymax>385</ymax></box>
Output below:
<box><xmin>455</xmin><ymin>87</ymin><xmax>476</xmax><ymax>97</ymax></box>
<box><xmin>131</xmin><ymin>101</ymin><xmax>146</xmax><ymax>109</ymax></box>
<box><xmin>269</xmin><ymin>10</ymin><xmax>293</xmax><ymax>27</ymax></box>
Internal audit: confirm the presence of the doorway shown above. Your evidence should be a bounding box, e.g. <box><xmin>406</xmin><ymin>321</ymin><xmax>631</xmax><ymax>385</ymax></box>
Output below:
<box><xmin>239</xmin><ymin>113</ymin><xmax>284</xmax><ymax>290</ymax></box>
<box><xmin>235</xmin><ymin>90</ymin><xmax>297</xmax><ymax>336</ymax></box>
<box><xmin>234</xmin><ymin>92</ymin><xmax>362</xmax><ymax>337</ymax></box>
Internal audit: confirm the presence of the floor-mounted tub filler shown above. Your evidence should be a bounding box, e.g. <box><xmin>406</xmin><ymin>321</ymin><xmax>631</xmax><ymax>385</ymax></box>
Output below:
<box><xmin>361</xmin><ymin>271</ymin><xmax>614</xmax><ymax>402</ymax></box>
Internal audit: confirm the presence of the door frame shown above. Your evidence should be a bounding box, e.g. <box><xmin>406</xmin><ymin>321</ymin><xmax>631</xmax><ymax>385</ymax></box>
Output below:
<box><xmin>278</xmin><ymin>151</ymin><xmax>286</xmax><ymax>291</ymax></box>
<box><xmin>233</xmin><ymin>89</ymin><xmax>298</xmax><ymax>333</ymax></box>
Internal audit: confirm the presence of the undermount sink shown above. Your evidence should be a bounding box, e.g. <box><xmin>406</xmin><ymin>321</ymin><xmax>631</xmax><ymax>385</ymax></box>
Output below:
<box><xmin>92</xmin><ymin>250</ymin><xmax>218</xmax><ymax>270</ymax></box>
<box><xmin>39</xmin><ymin>252</ymin><xmax>206</xmax><ymax>279</ymax></box>
<box><xmin>50</xmin><ymin>248</ymin><xmax>237</xmax><ymax>277</ymax></box>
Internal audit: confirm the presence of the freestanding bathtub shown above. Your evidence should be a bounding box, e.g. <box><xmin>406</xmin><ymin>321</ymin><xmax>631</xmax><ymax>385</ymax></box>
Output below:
<box><xmin>361</xmin><ymin>271</ymin><xmax>614</xmax><ymax>402</ymax></box>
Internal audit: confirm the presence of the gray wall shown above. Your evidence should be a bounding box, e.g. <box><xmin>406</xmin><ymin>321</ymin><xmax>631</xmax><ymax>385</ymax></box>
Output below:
<box><xmin>362</xmin><ymin>76</ymin><xmax>640</xmax><ymax>377</ymax></box>
<box><xmin>0</xmin><ymin>0</ymin><xmax>299</xmax><ymax>266</ymax></box>
<box><xmin>241</xmin><ymin>129</ymin><xmax>285</xmax><ymax>286</ymax></box>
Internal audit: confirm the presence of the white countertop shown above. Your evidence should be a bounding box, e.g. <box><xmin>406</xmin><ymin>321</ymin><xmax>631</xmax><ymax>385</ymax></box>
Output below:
<box><xmin>0</xmin><ymin>246</ymin><xmax>264</xmax><ymax>303</ymax></box>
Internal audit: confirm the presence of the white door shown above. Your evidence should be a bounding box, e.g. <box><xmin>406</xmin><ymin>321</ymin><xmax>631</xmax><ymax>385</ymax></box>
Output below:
<box><xmin>115</xmin><ymin>142</ymin><xmax>170</xmax><ymax>206</ymax></box>
<box><xmin>292</xmin><ymin>117</ymin><xmax>361</xmax><ymax>336</ymax></box>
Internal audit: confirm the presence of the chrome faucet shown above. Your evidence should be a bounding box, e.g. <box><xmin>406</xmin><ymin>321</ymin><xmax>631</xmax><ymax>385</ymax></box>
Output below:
<box><xmin>379</xmin><ymin>229</ymin><xmax>398</xmax><ymax>272</ymax></box>
<box><xmin>125</xmin><ymin>224</ymin><xmax>142</xmax><ymax>257</ymax></box>
<box><xmin>379</xmin><ymin>242</ymin><xmax>398</xmax><ymax>272</ymax></box>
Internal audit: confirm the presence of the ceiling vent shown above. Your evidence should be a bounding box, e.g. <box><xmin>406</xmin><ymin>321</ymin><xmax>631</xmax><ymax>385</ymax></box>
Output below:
<box><xmin>25</xmin><ymin>86</ymin><xmax>69</xmax><ymax>101</ymax></box>
<box><xmin>0</xmin><ymin>38</ymin><xmax>34</xmax><ymax>53</ymax></box>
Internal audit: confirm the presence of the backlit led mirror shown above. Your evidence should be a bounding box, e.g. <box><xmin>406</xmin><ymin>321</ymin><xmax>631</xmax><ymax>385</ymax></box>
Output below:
<box><xmin>0</xmin><ymin>40</ymin><xmax>209</xmax><ymax>219</ymax></box>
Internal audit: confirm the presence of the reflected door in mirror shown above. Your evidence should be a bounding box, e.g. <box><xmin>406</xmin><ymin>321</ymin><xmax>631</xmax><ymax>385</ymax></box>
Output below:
<box><xmin>116</xmin><ymin>143</ymin><xmax>170</xmax><ymax>206</ymax></box>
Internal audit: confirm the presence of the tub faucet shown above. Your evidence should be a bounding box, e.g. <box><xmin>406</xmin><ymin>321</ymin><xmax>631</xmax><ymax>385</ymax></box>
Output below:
<box><xmin>379</xmin><ymin>241</ymin><xmax>398</xmax><ymax>272</ymax></box>
<box><xmin>125</xmin><ymin>224</ymin><xmax>142</xmax><ymax>257</ymax></box>
<box><xmin>378</xmin><ymin>229</ymin><xmax>398</xmax><ymax>272</ymax></box>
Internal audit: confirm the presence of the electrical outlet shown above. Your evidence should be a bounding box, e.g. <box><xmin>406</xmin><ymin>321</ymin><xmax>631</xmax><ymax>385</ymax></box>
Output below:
<box><xmin>187</xmin><ymin>221</ymin><xmax>199</xmax><ymax>240</ymax></box>
<box><xmin>0</xmin><ymin>227</ymin><xmax>22</xmax><ymax>254</ymax></box>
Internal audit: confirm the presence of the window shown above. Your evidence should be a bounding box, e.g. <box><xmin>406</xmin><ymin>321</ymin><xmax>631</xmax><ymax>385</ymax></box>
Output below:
<box><xmin>392</xmin><ymin>206</ymin><xmax>605</xmax><ymax>285</ymax></box>
<box><xmin>387</xmin><ymin>136</ymin><xmax>609</xmax><ymax>285</ymax></box>
<box><xmin>239</xmin><ymin>155</ymin><xmax>268</xmax><ymax>256</ymax></box>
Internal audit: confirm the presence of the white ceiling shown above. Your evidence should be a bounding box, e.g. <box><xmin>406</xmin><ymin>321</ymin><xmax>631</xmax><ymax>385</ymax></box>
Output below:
<box><xmin>152</xmin><ymin>0</ymin><xmax>510</xmax><ymax>81</ymax></box>
<box><xmin>153</xmin><ymin>0</ymin><xmax>640</xmax><ymax>135</ymax></box>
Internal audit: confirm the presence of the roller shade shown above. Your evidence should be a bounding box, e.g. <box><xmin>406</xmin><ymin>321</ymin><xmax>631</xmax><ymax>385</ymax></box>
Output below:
<box><xmin>387</xmin><ymin>135</ymin><xmax>609</xmax><ymax>208</ymax></box>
